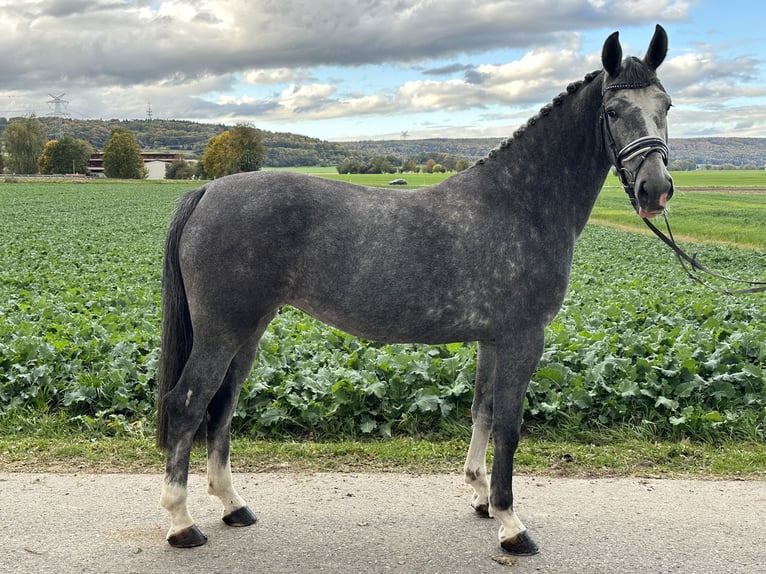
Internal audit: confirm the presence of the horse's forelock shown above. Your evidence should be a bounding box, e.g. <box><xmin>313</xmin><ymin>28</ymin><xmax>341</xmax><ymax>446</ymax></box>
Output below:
<box><xmin>605</xmin><ymin>56</ymin><xmax>659</xmax><ymax>91</ymax></box>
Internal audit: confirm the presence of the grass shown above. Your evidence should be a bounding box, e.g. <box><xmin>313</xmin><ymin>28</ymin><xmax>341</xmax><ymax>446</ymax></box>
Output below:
<box><xmin>2</xmin><ymin>431</ymin><xmax>765</xmax><ymax>479</ymax></box>
<box><xmin>591</xmin><ymin>186</ymin><xmax>766</xmax><ymax>249</ymax></box>
<box><xmin>661</xmin><ymin>169</ymin><xmax>766</xmax><ymax>188</ymax></box>
<box><xmin>317</xmin><ymin>171</ymin><xmax>453</xmax><ymax>187</ymax></box>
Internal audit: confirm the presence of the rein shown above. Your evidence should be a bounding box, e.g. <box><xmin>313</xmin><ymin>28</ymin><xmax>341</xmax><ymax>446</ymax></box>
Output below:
<box><xmin>600</xmin><ymin>84</ymin><xmax>766</xmax><ymax>294</ymax></box>
<box><xmin>639</xmin><ymin>213</ymin><xmax>766</xmax><ymax>294</ymax></box>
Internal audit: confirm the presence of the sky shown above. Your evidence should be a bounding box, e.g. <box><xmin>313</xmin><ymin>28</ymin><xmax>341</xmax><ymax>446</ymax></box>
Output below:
<box><xmin>1</xmin><ymin>0</ymin><xmax>764</xmax><ymax>142</ymax></box>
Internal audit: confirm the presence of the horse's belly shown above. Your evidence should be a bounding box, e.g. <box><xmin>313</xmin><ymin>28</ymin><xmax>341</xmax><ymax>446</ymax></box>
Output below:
<box><xmin>289</xmin><ymin>294</ymin><xmax>493</xmax><ymax>345</ymax></box>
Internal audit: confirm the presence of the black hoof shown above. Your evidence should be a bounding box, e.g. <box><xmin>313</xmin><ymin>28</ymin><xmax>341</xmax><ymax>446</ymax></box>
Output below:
<box><xmin>167</xmin><ymin>525</ymin><xmax>208</xmax><ymax>548</ymax></box>
<box><xmin>223</xmin><ymin>506</ymin><xmax>258</xmax><ymax>527</ymax></box>
<box><xmin>472</xmin><ymin>503</ymin><xmax>491</xmax><ymax>518</ymax></box>
<box><xmin>500</xmin><ymin>530</ymin><xmax>540</xmax><ymax>556</ymax></box>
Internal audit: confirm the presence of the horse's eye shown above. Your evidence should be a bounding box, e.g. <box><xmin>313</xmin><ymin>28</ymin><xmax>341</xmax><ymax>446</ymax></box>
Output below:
<box><xmin>606</xmin><ymin>109</ymin><xmax>618</xmax><ymax>119</ymax></box>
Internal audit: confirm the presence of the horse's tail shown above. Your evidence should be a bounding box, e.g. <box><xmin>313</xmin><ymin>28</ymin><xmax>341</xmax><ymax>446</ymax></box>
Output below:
<box><xmin>156</xmin><ymin>185</ymin><xmax>207</xmax><ymax>451</ymax></box>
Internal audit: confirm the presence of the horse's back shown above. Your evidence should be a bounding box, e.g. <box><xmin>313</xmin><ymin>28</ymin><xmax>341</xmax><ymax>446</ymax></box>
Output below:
<box><xmin>178</xmin><ymin>171</ymin><xmax>501</xmax><ymax>341</ymax></box>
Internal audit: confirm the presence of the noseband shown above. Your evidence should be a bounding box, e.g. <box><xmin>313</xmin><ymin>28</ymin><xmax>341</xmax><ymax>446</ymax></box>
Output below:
<box><xmin>600</xmin><ymin>82</ymin><xmax>670</xmax><ymax>211</ymax></box>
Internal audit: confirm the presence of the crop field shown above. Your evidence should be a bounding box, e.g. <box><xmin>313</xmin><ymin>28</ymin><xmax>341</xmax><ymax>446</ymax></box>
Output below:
<box><xmin>0</xmin><ymin>178</ymin><xmax>764</xmax><ymax>443</ymax></box>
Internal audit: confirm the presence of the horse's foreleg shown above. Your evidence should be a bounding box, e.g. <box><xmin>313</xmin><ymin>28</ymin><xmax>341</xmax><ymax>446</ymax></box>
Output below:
<box><xmin>489</xmin><ymin>329</ymin><xmax>544</xmax><ymax>556</ymax></box>
<box><xmin>464</xmin><ymin>341</ymin><xmax>496</xmax><ymax>516</ymax></box>
<box><xmin>206</xmin><ymin>332</ymin><xmax>265</xmax><ymax>528</ymax></box>
<box><xmin>160</xmin><ymin>344</ymin><xmax>234</xmax><ymax>548</ymax></box>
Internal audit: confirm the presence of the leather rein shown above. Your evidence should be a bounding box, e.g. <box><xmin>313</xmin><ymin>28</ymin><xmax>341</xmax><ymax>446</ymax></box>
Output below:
<box><xmin>601</xmin><ymin>83</ymin><xmax>766</xmax><ymax>295</ymax></box>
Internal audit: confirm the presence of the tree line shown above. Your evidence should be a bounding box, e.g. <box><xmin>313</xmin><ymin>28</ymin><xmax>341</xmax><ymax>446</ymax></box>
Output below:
<box><xmin>0</xmin><ymin>115</ymin><xmax>267</xmax><ymax>179</ymax></box>
<box><xmin>336</xmin><ymin>152</ymin><xmax>471</xmax><ymax>175</ymax></box>
<box><xmin>0</xmin><ymin>116</ymin><xmax>349</xmax><ymax>168</ymax></box>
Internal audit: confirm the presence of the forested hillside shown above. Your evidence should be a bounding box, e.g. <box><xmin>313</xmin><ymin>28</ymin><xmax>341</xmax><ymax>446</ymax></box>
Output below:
<box><xmin>1</xmin><ymin>116</ymin><xmax>764</xmax><ymax>168</ymax></box>
<box><xmin>343</xmin><ymin>137</ymin><xmax>766</xmax><ymax>167</ymax></box>
<box><xmin>0</xmin><ymin>117</ymin><xmax>349</xmax><ymax>168</ymax></box>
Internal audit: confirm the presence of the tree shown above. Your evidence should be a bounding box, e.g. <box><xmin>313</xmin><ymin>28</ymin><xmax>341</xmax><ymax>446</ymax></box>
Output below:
<box><xmin>229</xmin><ymin>124</ymin><xmax>265</xmax><ymax>172</ymax></box>
<box><xmin>38</xmin><ymin>136</ymin><xmax>94</xmax><ymax>174</ymax></box>
<box><xmin>3</xmin><ymin>115</ymin><xmax>46</xmax><ymax>174</ymax></box>
<box><xmin>200</xmin><ymin>124</ymin><xmax>266</xmax><ymax>179</ymax></box>
<box><xmin>165</xmin><ymin>157</ymin><xmax>196</xmax><ymax>180</ymax></box>
<box><xmin>200</xmin><ymin>130</ymin><xmax>233</xmax><ymax>179</ymax></box>
<box><xmin>401</xmin><ymin>159</ymin><xmax>418</xmax><ymax>173</ymax></box>
<box><xmin>669</xmin><ymin>158</ymin><xmax>696</xmax><ymax>171</ymax></box>
<box><xmin>103</xmin><ymin>128</ymin><xmax>144</xmax><ymax>179</ymax></box>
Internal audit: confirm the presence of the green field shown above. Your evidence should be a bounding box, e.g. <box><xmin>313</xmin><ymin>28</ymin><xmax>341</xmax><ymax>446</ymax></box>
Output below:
<box><xmin>317</xmin><ymin>171</ymin><xmax>454</xmax><ymax>187</ymax></box>
<box><xmin>0</xmin><ymin>177</ymin><xmax>763</xmax><ymax>450</ymax></box>
<box><xmin>659</xmin><ymin>169</ymin><xmax>766</xmax><ymax>188</ymax></box>
<box><xmin>307</xmin><ymin>170</ymin><xmax>766</xmax><ymax>249</ymax></box>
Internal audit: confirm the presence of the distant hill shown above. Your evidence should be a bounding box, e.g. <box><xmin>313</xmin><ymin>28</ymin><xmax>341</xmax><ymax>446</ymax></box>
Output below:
<box><xmin>1</xmin><ymin>116</ymin><xmax>764</xmax><ymax>168</ymax></box>
<box><xmin>667</xmin><ymin>137</ymin><xmax>766</xmax><ymax>168</ymax></box>
<box><xmin>342</xmin><ymin>137</ymin><xmax>766</xmax><ymax>167</ymax></box>
<box><xmin>0</xmin><ymin>117</ymin><xmax>349</xmax><ymax>168</ymax></box>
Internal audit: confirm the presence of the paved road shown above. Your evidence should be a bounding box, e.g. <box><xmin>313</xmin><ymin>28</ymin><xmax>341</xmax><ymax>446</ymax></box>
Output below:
<box><xmin>1</xmin><ymin>472</ymin><xmax>764</xmax><ymax>573</ymax></box>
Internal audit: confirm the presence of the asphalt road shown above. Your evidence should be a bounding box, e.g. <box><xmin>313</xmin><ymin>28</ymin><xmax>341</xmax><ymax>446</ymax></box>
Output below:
<box><xmin>1</xmin><ymin>472</ymin><xmax>764</xmax><ymax>573</ymax></box>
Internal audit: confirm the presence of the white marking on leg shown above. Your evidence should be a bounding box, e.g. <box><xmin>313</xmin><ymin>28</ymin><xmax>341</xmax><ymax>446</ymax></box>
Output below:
<box><xmin>207</xmin><ymin>453</ymin><xmax>247</xmax><ymax>517</ymax></box>
<box><xmin>184</xmin><ymin>389</ymin><xmax>193</xmax><ymax>407</ymax></box>
<box><xmin>464</xmin><ymin>419</ymin><xmax>491</xmax><ymax>511</ymax></box>
<box><xmin>491</xmin><ymin>507</ymin><xmax>527</xmax><ymax>544</ymax></box>
<box><xmin>160</xmin><ymin>480</ymin><xmax>195</xmax><ymax>539</ymax></box>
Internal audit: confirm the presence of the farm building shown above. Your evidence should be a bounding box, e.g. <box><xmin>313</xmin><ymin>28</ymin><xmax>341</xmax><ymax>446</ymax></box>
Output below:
<box><xmin>88</xmin><ymin>151</ymin><xmax>188</xmax><ymax>179</ymax></box>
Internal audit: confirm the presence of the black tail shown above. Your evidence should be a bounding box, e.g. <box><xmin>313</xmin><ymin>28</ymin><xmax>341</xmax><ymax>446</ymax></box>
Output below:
<box><xmin>156</xmin><ymin>185</ymin><xmax>207</xmax><ymax>451</ymax></box>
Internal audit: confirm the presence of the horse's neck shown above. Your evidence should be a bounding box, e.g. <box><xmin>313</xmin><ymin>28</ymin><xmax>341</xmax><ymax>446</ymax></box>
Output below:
<box><xmin>490</xmin><ymin>76</ymin><xmax>610</xmax><ymax>233</ymax></box>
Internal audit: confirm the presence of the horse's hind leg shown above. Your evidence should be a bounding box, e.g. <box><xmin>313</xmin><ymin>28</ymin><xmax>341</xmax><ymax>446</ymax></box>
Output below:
<box><xmin>159</xmin><ymin>336</ymin><xmax>241</xmax><ymax>548</ymax></box>
<box><xmin>464</xmin><ymin>341</ymin><xmax>495</xmax><ymax>516</ymax></box>
<box><xmin>206</xmin><ymin>318</ymin><xmax>273</xmax><ymax>528</ymax></box>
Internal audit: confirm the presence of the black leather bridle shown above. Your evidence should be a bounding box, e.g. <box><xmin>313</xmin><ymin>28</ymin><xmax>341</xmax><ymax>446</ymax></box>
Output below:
<box><xmin>601</xmin><ymin>82</ymin><xmax>766</xmax><ymax>294</ymax></box>
<box><xmin>601</xmin><ymin>81</ymin><xmax>672</xmax><ymax>212</ymax></box>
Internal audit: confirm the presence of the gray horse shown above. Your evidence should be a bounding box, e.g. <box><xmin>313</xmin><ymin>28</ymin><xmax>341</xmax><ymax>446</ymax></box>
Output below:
<box><xmin>157</xmin><ymin>25</ymin><xmax>673</xmax><ymax>555</ymax></box>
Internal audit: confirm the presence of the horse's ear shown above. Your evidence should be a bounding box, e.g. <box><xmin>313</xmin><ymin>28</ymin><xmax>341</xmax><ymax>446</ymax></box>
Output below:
<box><xmin>644</xmin><ymin>24</ymin><xmax>668</xmax><ymax>71</ymax></box>
<box><xmin>602</xmin><ymin>31</ymin><xmax>622</xmax><ymax>78</ymax></box>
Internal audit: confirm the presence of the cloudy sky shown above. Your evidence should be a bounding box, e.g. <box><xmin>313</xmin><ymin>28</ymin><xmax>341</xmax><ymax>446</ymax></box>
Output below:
<box><xmin>1</xmin><ymin>0</ymin><xmax>764</xmax><ymax>141</ymax></box>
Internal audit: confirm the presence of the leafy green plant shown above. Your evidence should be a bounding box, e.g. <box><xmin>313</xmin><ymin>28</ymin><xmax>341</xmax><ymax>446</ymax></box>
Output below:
<box><xmin>0</xmin><ymin>182</ymin><xmax>764</xmax><ymax>442</ymax></box>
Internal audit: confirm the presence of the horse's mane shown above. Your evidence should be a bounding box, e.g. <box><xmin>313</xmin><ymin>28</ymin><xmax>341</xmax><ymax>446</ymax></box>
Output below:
<box><xmin>476</xmin><ymin>69</ymin><xmax>603</xmax><ymax>165</ymax></box>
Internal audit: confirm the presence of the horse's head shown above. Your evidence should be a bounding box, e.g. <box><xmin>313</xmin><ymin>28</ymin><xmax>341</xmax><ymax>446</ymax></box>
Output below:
<box><xmin>601</xmin><ymin>24</ymin><xmax>674</xmax><ymax>219</ymax></box>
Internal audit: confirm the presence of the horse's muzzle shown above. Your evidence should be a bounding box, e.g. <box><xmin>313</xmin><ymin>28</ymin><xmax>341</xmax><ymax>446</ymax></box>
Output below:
<box><xmin>635</xmin><ymin>156</ymin><xmax>674</xmax><ymax>219</ymax></box>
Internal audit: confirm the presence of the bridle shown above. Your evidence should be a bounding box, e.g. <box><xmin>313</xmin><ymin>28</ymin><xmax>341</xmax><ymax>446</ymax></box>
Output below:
<box><xmin>601</xmin><ymin>80</ymin><xmax>671</xmax><ymax>212</ymax></box>
<box><xmin>601</xmin><ymin>81</ymin><xmax>766</xmax><ymax>295</ymax></box>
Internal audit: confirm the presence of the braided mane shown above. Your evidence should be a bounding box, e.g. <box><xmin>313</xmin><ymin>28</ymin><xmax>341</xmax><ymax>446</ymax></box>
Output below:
<box><xmin>476</xmin><ymin>69</ymin><xmax>603</xmax><ymax>165</ymax></box>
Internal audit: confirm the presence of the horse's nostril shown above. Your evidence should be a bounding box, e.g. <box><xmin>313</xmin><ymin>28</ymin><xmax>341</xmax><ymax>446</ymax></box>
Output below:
<box><xmin>637</xmin><ymin>182</ymin><xmax>650</xmax><ymax>205</ymax></box>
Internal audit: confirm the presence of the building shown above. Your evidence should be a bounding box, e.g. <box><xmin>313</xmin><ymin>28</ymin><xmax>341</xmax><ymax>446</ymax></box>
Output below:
<box><xmin>88</xmin><ymin>151</ymin><xmax>185</xmax><ymax>179</ymax></box>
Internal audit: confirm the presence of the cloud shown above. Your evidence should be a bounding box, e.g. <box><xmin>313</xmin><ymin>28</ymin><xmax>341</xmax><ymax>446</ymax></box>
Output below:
<box><xmin>1</xmin><ymin>0</ymin><xmax>763</xmax><ymax>141</ymax></box>
<box><xmin>423</xmin><ymin>64</ymin><xmax>476</xmax><ymax>77</ymax></box>
<box><xmin>0</xmin><ymin>0</ymin><xmax>687</xmax><ymax>87</ymax></box>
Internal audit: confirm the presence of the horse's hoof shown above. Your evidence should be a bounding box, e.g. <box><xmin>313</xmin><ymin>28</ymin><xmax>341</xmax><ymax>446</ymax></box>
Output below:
<box><xmin>500</xmin><ymin>530</ymin><xmax>540</xmax><ymax>556</ymax></box>
<box><xmin>223</xmin><ymin>505</ymin><xmax>258</xmax><ymax>527</ymax></box>
<box><xmin>472</xmin><ymin>503</ymin><xmax>491</xmax><ymax>517</ymax></box>
<box><xmin>167</xmin><ymin>525</ymin><xmax>208</xmax><ymax>548</ymax></box>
